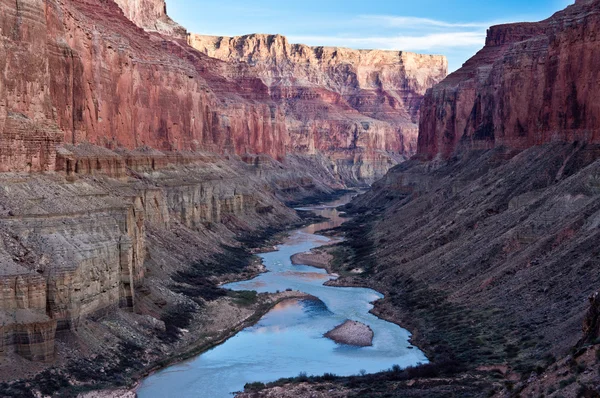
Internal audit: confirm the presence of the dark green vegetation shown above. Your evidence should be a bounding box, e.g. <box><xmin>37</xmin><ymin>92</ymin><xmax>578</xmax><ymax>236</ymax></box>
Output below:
<box><xmin>160</xmin><ymin>303</ymin><xmax>198</xmax><ymax>342</ymax></box>
<box><xmin>168</xmin><ymin>208</ymin><xmax>328</xmax><ymax>310</ymax></box>
<box><xmin>285</xmin><ymin>189</ymin><xmax>355</xmax><ymax>207</ymax></box>
<box><xmin>244</xmin><ymin>361</ymin><xmax>492</xmax><ymax>398</ymax></box>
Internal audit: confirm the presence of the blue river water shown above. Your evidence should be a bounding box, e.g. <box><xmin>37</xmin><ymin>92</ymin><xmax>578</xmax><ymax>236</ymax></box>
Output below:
<box><xmin>137</xmin><ymin>195</ymin><xmax>427</xmax><ymax>398</ymax></box>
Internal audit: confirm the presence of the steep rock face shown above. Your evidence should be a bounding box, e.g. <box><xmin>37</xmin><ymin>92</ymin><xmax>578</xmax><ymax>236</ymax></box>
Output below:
<box><xmin>0</xmin><ymin>0</ymin><xmax>444</xmax><ymax>184</ymax></box>
<box><xmin>113</xmin><ymin>0</ymin><xmax>187</xmax><ymax>39</ymax></box>
<box><xmin>189</xmin><ymin>34</ymin><xmax>448</xmax><ymax>182</ymax></box>
<box><xmin>1</xmin><ymin>0</ymin><xmax>288</xmax><ymax>169</ymax></box>
<box><xmin>0</xmin><ymin>0</ymin><xmax>64</xmax><ymax>172</ymax></box>
<box><xmin>418</xmin><ymin>0</ymin><xmax>600</xmax><ymax>159</ymax></box>
<box><xmin>0</xmin><ymin>262</ymin><xmax>56</xmax><ymax>362</ymax></box>
<box><xmin>0</xmin><ymin>174</ymin><xmax>146</xmax><ymax>331</ymax></box>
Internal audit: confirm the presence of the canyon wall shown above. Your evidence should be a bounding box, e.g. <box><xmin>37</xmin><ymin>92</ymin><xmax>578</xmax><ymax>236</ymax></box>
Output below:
<box><xmin>0</xmin><ymin>150</ymin><xmax>318</xmax><ymax>364</ymax></box>
<box><xmin>2</xmin><ymin>0</ymin><xmax>290</xmax><ymax>169</ymax></box>
<box><xmin>0</xmin><ymin>0</ymin><xmax>446</xmax><ymax>183</ymax></box>
<box><xmin>0</xmin><ymin>0</ymin><xmax>319</xmax><ymax>363</ymax></box>
<box><xmin>190</xmin><ymin>33</ymin><xmax>447</xmax><ymax>182</ymax></box>
<box><xmin>418</xmin><ymin>0</ymin><xmax>600</xmax><ymax>160</ymax></box>
<box><xmin>113</xmin><ymin>0</ymin><xmax>187</xmax><ymax>38</ymax></box>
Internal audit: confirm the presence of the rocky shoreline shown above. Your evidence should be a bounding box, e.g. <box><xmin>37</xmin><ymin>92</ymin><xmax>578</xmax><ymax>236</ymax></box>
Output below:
<box><xmin>90</xmin><ymin>212</ymin><xmax>333</xmax><ymax>397</ymax></box>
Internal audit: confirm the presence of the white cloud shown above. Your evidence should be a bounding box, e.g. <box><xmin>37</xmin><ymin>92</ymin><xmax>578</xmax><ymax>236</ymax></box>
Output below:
<box><xmin>357</xmin><ymin>15</ymin><xmax>494</xmax><ymax>29</ymax></box>
<box><xmin>289</xmin><ymin>31</ymin><xmax>486</xmax><ymax>52</ymax></box>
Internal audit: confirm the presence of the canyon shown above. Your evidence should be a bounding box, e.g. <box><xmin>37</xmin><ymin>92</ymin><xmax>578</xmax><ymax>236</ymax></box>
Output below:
<box><xmin>240</xmin><ymin>0</ymin><xmax>600</xmax><ymax>397</ymax></box>
<box><xmin>0</xmin><ymin>0</ymin><xmax>446</xmax><ymax>395</ymax></box>
<box><xmin>188</xmin><ymin>33</ymin><xmax>447</xmax><ymax>183</ymax></box>
<box><xmin>1</xmin><ymin>0</ymin><xmax>600</xmax><ymax>396</ymax></box>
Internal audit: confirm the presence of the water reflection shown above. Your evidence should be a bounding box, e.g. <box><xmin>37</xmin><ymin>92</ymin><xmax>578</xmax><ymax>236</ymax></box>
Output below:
<box><xmin>138</xmin><ymin>193</ymin><xmax>427</xmax><ymax>398</ymax></box>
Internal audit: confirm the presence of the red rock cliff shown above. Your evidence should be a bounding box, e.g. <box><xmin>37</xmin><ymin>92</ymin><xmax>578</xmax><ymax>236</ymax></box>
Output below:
<box><xmin>0</xmin><ymin>0</ymin><xmax>446</xmax><ymax>183</ymax></box>
<box><xmin>190</xmin><ymin>33</ymin><xmax>448</xmax><ymax>181</ymax></box>
<box><xmin>418</xmin><ymin>0</ymin><xmax>600</xmax><ymax>159</ymax></box>
<box><xmin>113</xmin><ymin>0</ymin><xmax>187</xmax><ymax>39</ymax></box>
<box><xmin>1</xmin><ymin>0</ymin><xmax>290</xmax><ymax>170</ymax></box>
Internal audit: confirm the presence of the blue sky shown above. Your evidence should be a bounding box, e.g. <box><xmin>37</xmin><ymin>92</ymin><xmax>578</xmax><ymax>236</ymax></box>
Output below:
<box><xmin>167</xmin><ymin>0</ymin><xmax>574</xmax><ymax>72</ymax></box>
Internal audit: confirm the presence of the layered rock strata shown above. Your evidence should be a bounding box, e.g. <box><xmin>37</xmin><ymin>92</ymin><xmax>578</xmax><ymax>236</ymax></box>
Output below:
<box><xmin>0</xmin><ymin>143</ymin><xmax>340</xmax><ymax>364</ymax></box>
<box><xmin>418</xmin><ymin>0</ymin><xmax>600</xmax><ymax>160</ymax></box>
<box><xmin>190</xmin><ymin>33</ymin><xmax>448</xmax><ymax>183</ymax></box>
<box><xmin>0</xmin><ymin>0</ymin><xmax>443</xmax><ymax>369</ymax></box>
<box><xmin>0</xmin><ymin>261</ymin><xmax>56</xmax><ymax>362</ymax></box>
<box><xmin>0</xmin><ymin>0</ymin><xmax>445</xmax><ymax>184</ymax></box>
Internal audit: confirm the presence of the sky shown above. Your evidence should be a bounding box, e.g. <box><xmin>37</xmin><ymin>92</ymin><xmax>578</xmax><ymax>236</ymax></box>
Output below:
<box><xmin>167</xmin><ymin>0</ymin><xmax>574</xmax><ymax>72</ymax></box>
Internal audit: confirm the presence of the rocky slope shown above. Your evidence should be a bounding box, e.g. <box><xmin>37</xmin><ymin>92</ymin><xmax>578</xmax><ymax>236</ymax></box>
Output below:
<box><xmin>418</xmin><ymin>0</ymin><xmax>600</xmax><ymax>160</ymax></box>
<box><xmin>189</xmin><ymin>34</ymin><xmax>448</xmax><ymax>183</ymax></box>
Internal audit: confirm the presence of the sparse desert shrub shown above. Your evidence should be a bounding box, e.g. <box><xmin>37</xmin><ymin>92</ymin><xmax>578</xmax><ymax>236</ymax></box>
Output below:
<box><xmin>244</xmin><ymin>381</ymin><xmax>266</xmax><ymax>391</ymax></box>
<box><xmin>228</xmin><ymin>290</ymin><xmax>258</xmax><ymax>306</ymax></box>
<box><xmin>160</xmin><ymin>303</ymin><xmax>197</xmax><ymax>342</ymax></box>
<box><xmin>559</xmin><ymin>376</ymin><xmax>576</xmax><ymax>389</ymax></box>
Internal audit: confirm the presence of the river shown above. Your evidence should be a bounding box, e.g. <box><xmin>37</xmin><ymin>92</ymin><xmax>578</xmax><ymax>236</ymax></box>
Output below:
<box><xmin>137</xmin><ymin>193</ymin><xmax>427</xmax><ymax>397</ymax></box>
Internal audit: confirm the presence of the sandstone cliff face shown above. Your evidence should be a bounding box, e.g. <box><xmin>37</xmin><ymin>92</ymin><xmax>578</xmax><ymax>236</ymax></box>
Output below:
<box><xmin>190</xmin><ymin>33</ymin><xmax>448</xmax><ymax>182</ymax></box>
<box><xmin>418</xmin><ymin>0</ymin><xmax>600</xmax><ymax>159</ymax></box>
<box><xmin>0</xmin><ymin>0</ymin><xmax>445</xmax><ymax>184</ymax></box>
<box><xmin>0</xmin><ymin>261</ymin><xmax>56</xmax><ymax>362</ymax></box>
<box><xmin>0</xmin><ymin>148</ymin><xmax>324</xmax><ymax>363</ymax></box>
<box><xmin>113</xmin><ymin>0</ymin><xmax>186</xmax><ymax>39</ymax></box>
<box><xmin>1</xmin><ymin>0</ymin><xmax>289</xmax><ymax>169</ymax></box>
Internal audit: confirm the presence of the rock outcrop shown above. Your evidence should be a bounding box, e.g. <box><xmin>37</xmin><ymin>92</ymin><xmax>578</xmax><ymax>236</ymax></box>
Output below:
<box><xmin>113</xmin><ymin>0</ymin><xmax>187</xmax><ymax>39</ymax></box>
<box><xmin>582</xmin><ymin>292</ymin><xmax>600</xmax><ymax>343</ymax></box>
<box><xmin>418</xmin><ymin>0</ymin><xmax>600</xmax><ymax>160</ymax></box>
<box><xmin>190</xmin><ymin>33</ymin><xmax>448</xmax><ymax>183</ymax></box>
<box><xmin>324</xmin><ymin>320</ymin><xmax>374</xmax><ymax>347</ymax></box>
<box><xmin>0</xmin><ymin>261</ymin><xmax>56</xmax><ymax>362</ymax></box>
